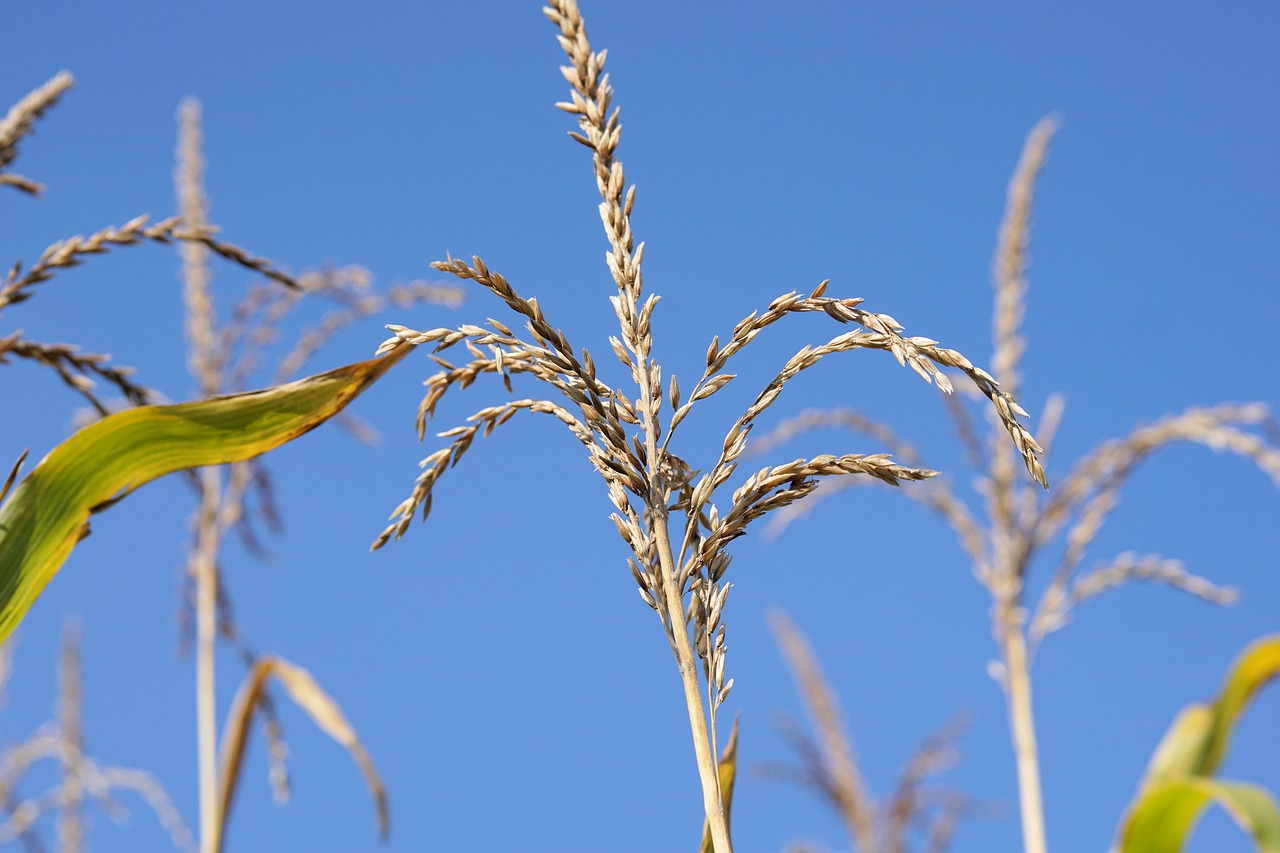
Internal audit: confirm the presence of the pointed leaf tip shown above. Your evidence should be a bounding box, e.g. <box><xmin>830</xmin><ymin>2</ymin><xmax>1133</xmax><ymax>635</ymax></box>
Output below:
<box><xmin>0</xmin><ymin>345</ymin><xmax>414</xmax><ymax>643</ymax></box>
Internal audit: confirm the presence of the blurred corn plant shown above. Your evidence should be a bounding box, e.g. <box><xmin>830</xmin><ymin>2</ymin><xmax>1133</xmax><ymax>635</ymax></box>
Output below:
<box><xmin>0</xmin><ymin>72</ymin><xmax>296</xmax><ymax>415</ymax></box>
<box><xmin>751</xmin><ymin>118</ymin><xmax>1280</xmax><ymax>853</ymax></box>
<box><xmin>0</xmin><ymin>73</ymin><xmax>461</xmax><ymax>851</ymax></box>
<box><xmin>370</xmin><ymin>3</ymin><xmax>1045</xmax><ymax>850</ymax></box>
<box><xmin>0</xmin><ymin>626</ymin><xmax>195</xmax><ymax>852</ymax></box>
<box><xmin>761</xmin><ymin>611</ymin><xmax>982</xmax><ymax>853</ymax></box>
<box><xmin>170</xmin><ymin>98</ymin><xmax>464</xmax><ymax>853</ymax></box>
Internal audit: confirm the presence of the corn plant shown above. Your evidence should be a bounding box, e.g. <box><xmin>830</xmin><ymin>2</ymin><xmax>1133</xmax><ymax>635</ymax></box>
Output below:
<box><xmin>369</xmin><ymin>3</ymin><xmax>1044</xmax><ymax>849</ymax></box>
<box><xmin>754</xmin><ymin>118</ymin><xmax>1280</xmax><ymax>853</ymax></box>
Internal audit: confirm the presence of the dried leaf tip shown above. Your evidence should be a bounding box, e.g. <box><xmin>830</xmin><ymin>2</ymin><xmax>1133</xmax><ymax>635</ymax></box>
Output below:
<box><xmin>0</xmin><ymin>449</ymin><xmax>28</xmax><ymax>505</ymax></box>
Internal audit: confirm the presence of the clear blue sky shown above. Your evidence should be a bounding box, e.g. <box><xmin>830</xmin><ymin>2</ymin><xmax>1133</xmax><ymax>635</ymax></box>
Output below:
<box><xmin>3</xmin><ymin>3</ymin><xmax>1278</xmax><ymax>851</ymax></box>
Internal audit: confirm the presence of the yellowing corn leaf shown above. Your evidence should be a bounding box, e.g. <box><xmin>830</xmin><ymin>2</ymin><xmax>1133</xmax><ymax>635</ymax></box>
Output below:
<box><xmin>1115</xmin><ymin>635</ymin><xmax>1280</xmax><ymax>853</ymax></box>
<box><xmin>216</xmin><ymin>654</ymin><xmax>388</xmax><ymax>853</ymax></box>
<box><xmin>1198</xmin><ymin>636</ymin><xmax>1280</xmax><ymax>775</ymax></box>
<box><xmin>1138</xmin><ymin>636</ymin><xmax>1280</xmax><ymax>785</ymax></box>
<box><xmin>0</xmin><ymin>343</ymin><xmax>412</xmax><ymax>642</ymax></box>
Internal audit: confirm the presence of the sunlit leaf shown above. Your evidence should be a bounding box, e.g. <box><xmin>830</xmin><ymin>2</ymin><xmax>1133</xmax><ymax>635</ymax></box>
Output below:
<box><xmin>1115</xmin><ymin>635</ymin><xmax>1280</xmax><ymax>853</ymax></box>
<box><xmin>0</xmin><ymin>344</ymin><xmax>412</xmax><ymax>642</ymax></box>
<box><xmin>1198</xmin><ymin>637</ymin><xmax>1280</xmax><ymax>775</ymax></box>
<box><xmin>1137</xmin><ymin>637</ymin><xmax>1280</xmax><ymax>786</ymax></box>
<box><xmin>1119</xmin><ymin>777</ymin><xmax>1280</xmax><ymax>853</ymax></box>
<box><xmin>1141</xmin><ymin>704</ymin><xmax>1215</xmax><ymax>785</ymax></box>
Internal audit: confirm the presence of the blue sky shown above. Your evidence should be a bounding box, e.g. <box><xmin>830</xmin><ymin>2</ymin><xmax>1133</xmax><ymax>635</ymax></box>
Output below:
<box><xmin>2</xmin><ymin>2</ymin><xmax>1278</xmax><ymax>852</ymax></box>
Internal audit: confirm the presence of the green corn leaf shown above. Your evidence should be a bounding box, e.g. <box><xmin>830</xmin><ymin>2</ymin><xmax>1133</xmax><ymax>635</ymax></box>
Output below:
<box><xmin>1119</xmin><ymin>777</ymin><xmax>1280</xmax><ymax>853</ymax></box>
<box><xmin>1141</xmin><ymin>704</ymin><xmax>1215</xmax><ymax>785</ymax></box>
<box><xmin>1198</xmin><ymin>636</ymin><xmax>1280</xmax><ymax>775</ymax></box>
<box><xmin>0</xmin><ymin>343</ymin><xmax>413</xmax><ymax>642</ymax></box>
<box><xmin>1138</xmin><ymin>636</ymin><xmax>1280</xmax><ymax>786</ymax></box>
<box><xmin>1115</xmin><ymin>634</ymin><xmax>1280</xmax><ymax>853</ymax></box>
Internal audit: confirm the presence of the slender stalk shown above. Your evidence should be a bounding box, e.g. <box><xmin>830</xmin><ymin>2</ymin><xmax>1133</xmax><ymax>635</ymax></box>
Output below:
<box><xmin>58</xmin><ymin>622</ymin><xmax>84</xmax><ymax>853</ymax></box>
<box><xmin>178</xmin><ymin>97</ymin><xmax>225</xmax><ymax>853</ymax></box>
<box><xmin>632</xmin><ymin>303</ymin><xmax>729</xmax><ymax>848</ymax></box>
<box><xmin>193</xmin><ymin>471</ymin><xmax>222</xmax><ymax>853</ymax></box>
<box><xmin>998</xmin><ymin>601</ymin><xmax>1048</xmax><ymax>853</ymax></box>
<box><xmin>987</xmin><ymin>119</ymin><xmax>1056</xmax><ymax>853</ymax></box>
<box><xmin>652</xmin><ymin>515</ymin><xmax>731</xmax><ymax>852</ymax></box>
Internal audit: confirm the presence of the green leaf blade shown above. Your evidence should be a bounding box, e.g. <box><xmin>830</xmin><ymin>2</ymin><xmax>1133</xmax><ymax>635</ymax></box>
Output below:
<box><xmin>0</xmin><ymin>344</ymin><xmax>411</xmax><ymax>641</ymax></box>
<box><xmin>1120</xmin><ymin>778</ymin><xmax>1280</xmax><ymax>853</ymax></box>
<box><xmin>1116</xmin><ymin>634</ymin><xmax>1280</xmax><ymax>853</ymax></box>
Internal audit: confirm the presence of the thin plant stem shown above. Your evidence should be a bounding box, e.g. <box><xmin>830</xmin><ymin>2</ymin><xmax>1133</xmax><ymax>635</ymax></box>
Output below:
<box><xmin>624</xmin><ymin>215</ymin><xmax>729</xmax><ymax>850</ymax></box>
<box><xmin>997</xmin><ymin>602</ymin><xmax>1046</xmax><ymax>853</ymax></box>
<box><xmin>193</xmin><ymin>472</ymin><xmax>221</xmax><ymax>853</ymax></box>
<box><xmin>177</xmin><ymin>97</ymin><xmax>223</xmax><ymax>853</ymax></box>
<box><xmin>57</xmin><ymin>622</ymin><xmax>83</xmax><ymax>853</ymax></box>
<box><xmin>626</xmin><ymin>242</ymin><xmax>729</xmax><ymax>846</ymax></box>
<box><xmin>985</xmin><ymin>118</ymin><xmax>1056</xmax><ymax>853</ymax></box>
<box><xmin>653</xmin><ymin>506</ymin><xmax>730</xmax><ymax>852</ymax></box>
